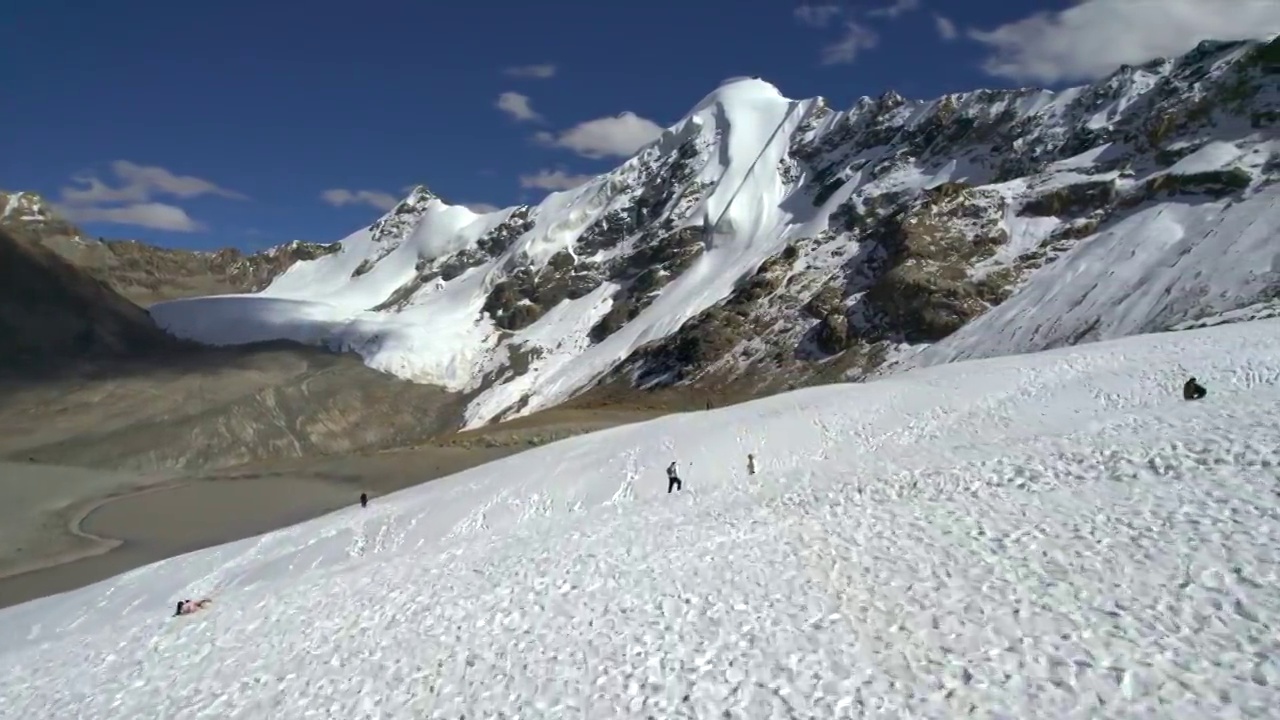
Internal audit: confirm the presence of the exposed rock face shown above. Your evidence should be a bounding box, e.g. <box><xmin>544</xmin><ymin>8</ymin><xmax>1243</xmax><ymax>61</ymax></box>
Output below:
<box><xmin>476</xmin><ymin>138</ymin><xmax>711</xmax><ymax>338</ymax></box>
<box><xmin>369</xmin><ymin>185</ymin><xmax>438</xmax><ymax>245</ymax></box>
<box><xmin>0</xmin><ymin>190</ymin><xmax>337</xmax><ymax>306</ymax></box>
<box><xmin>860</xmin><ymin>186</ymin><xmax>1011</xmax><ymax>343</ymax></box>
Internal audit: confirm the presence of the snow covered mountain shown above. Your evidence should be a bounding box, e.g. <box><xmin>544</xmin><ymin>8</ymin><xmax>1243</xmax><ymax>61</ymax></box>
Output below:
<box><xmin>4</xmin><ymin>318</ymin><xmax>1279</xmax><ymax>717</ymax></box>
<box><xmin>153</xmin><ymin>37</ymin><xmax>1280</xmax><ymax>429</ymax></box>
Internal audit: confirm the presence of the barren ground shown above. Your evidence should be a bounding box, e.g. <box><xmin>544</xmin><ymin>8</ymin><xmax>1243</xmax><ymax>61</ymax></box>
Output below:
<box><xmin>0</xmin><ymin>347</ymin><xmax>696</xmax><ymax>608</ymax></box>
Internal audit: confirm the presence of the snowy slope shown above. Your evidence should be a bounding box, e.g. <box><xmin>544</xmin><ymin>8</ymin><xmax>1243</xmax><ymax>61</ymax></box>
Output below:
<box><xmin>152</xmin><ymin>38</ymin><xmax>1280</xmax><ymax>429</ymax></box>
<box><xmin>3</xmin><ymin>318</ymin><xmax>1280</xmax><ymax>717</ymax></box>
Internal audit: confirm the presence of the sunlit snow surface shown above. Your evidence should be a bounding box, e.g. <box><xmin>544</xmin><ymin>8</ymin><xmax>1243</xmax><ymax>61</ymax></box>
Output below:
<box><xmin>3</xmin><ymin>320</ymin><xmax>1280</xmax><ymax>717</ymax></box>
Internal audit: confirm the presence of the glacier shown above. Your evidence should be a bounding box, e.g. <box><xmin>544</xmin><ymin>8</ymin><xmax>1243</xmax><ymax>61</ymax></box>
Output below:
<box><xmin>2</xmin><ymin>318</ymin><xmax>1279</xmax><ymax>717</ymax></box>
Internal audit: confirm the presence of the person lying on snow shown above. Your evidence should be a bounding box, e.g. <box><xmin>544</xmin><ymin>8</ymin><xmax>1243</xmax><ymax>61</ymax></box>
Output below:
<box><xmin>1183</xmin><ymin>377</ymin><xmax>1207</xmax><ymax>400</ymax></box>
<box><xmin>174</xmin><ymin>598</ymin><xmax>213</xmax><ymax>616</ymax></box>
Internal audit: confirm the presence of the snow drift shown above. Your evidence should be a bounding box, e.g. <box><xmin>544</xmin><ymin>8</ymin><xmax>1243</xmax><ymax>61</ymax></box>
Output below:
<box><xmin>2</xmin><ymin>318</ymin><xmax>1280</xmax><ymax>717</ymax></box>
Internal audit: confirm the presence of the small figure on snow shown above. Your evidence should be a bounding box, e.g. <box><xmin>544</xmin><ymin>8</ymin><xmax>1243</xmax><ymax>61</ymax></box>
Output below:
<box><xmin>666</xmin><ymin>461</ymin><xmax>683</xmax><ymax>493</ymax></box>
<box><xmin>1183</xmin><ymin>377</ymin><xmax>1207</xmax><ymax>401</ymax></box>
<box><xmin>747</xmin><ymin>453</ymin><xmax>757</xmax><ymax>476</ymax></box>
<box><xmin>360</xmin><ymin>492</ymin><xmax>369</xmax><ymax>508</ymax></box>
<box><xmin>174</xmin><ymin>598</ymin><xmax>213</xmax><ymax>616</ymax></box>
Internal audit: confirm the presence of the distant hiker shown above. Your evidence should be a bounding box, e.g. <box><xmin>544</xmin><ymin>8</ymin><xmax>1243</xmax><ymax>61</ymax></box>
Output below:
<box><xmin>174</xmin><ymin>598</ymin><xmax>213</xmax><ymax>616</ymax></box>
<box><xmin>666</xmin><ymin>461</ymin><xmax>683</xmax><ymax>493</ymax></box>
<box><xmin>1183</xmin><ymin>377</ymin><xmax>1207</xmax><ymax>401</ymax></box>
<box><xmin>360</xmin><ymin>492</ymin><xmax>368</xmax><ymax>508</ymax></box>
<box><xmin>706</xmin><ymin>400</ymin><xmax>713</xmax><ymax>411</ymax></box>
<box><xmin>747</xmin><ymin>454</ymin><xmax>757</xmax><ymax>476</ymax></box>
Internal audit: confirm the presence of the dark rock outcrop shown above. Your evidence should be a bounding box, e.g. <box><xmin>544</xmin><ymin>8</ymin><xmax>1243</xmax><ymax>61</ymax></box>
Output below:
<box><xmin>0</xmin><ymin>226</ymin><xmax>180</xmax><ymax>372</ymax></box>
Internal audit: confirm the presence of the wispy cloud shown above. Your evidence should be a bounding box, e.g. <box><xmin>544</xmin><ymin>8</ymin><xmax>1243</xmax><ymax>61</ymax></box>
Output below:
<box><xmin>55</xmin><ymin>160</ymin><xmax>244</xmax><ymax>232</ymax></box>
<box><xmin>868</xmin><ymin>0</ymin><xmax>920</xmax><ymax>19</ymax></box>
<box><xmin>503</xmin><ymin>63</ymin><xmax>557</xmax><ymax>79</ymax></box>
<box><xmin>496</xmin><ymin>91</ymin><xmax>542</xmax><ymax>122</ymax></box>
<box><xmin>320</xmin><ymin>188</ymin><xmax>399</xmax><ymax>211</ymax></box>
<box><xmin>518</xmin><ymin>169</ymin><xmax>596</xmax><ymax>191</ymax></box>
<box><xmin>61</xmin><ymin>202</ymin><xmax>205</xmax><ymax>232</ymax></box>
<box><xmin>934</xmin><ymin>14</ymin><xmax>958</xmax><ymax>41</ymax></box>
<box><xmin>793</xmin><ymin>4</ymin><xmax>841</xmax><ymax>27</ymax></box>
<box><xmin>970</xmin><ymin>0</ymin><xmax>1280</xmax><ymax>83</ymax></box>
<box><xmin>821</xmin><ymin>22</ymin><xmax>879</xmax><ymax>65</ymax></box>
<box><xmin>534</xmin><ymin>112</ymin><xmax>664</xmax><ymax>159</ymax></box>
<box><xmin>61</xmin><ymin>160</ymin><xmax>245</xmax><ymax>205</ymax></box>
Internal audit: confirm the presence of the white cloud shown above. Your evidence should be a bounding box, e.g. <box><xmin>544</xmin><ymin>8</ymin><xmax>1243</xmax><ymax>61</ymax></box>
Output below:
<box><xmin>821</xmin><ymin>22</ymin><xmax>879</xmax><ymax>65</ymax></box>
<box><xmin>503</xmin><ymin>63</ymin><xmax>557</xmax><ymax>79</ymax></box>
<box><xmin>466</xmin><ymin>202</ymin><xmax>502</xmax><ymax>213</ymax></box>
<box><xmin>934</xmin><ymin>14</ymin><xmax>958</xmax><ymax>41</ymax></box>
<box><xmin>794</xmin><ymin>4</ymin><xmax>841</xmax><ymax>27</ymax></box>
<box><xmin>518</xmin><ymin>169</ymin><xmax>596</xmax><ymax>191</ymax></box>
<box><xmin>868</xmin><ymin>0</ymin><xmax>920</xmax><ymax>19</ymax></box>
<box><xmin>970</xmin><ymin>0</ymin><xmax>1280</xmax><ymax>84</ymax></box>
<box><xmin>496</xmin><ymin>91</ymin><xmax>542</xmax><ymax>122</ymax></box>
<box><xmin>536</xmin><ymin>112</ymin><xmax>665</xmax><ymax>159</ymax></box>
<box><xmin>60</xmin><ymin>160</ymin><xmax>245</xmax><ymax>206</ymax></box>
<box><xmin>59</xmin><ymin>202</ymin><xmax>204</xmax><ymax>232</ymax></box>
<box><xmin>53</xmin><ymin>161</ymin><xmax>244</xmax><ymax>232</ymax></box>
<box><xmin>320</xmin><ymin>188</ymin><xmax>399</xmax><ymax>211</ymax></box>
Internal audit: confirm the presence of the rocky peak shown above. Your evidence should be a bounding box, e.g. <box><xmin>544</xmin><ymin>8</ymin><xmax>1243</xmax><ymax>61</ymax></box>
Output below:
<box><xmin>368</xmin><ymin>185</ymin><xmax>439</xmax><ymax>245</ymax></box>
<box><xmin>0</xmin><ymin>190</ymin><xmax>84</xmax><ymax>244</ymax></box>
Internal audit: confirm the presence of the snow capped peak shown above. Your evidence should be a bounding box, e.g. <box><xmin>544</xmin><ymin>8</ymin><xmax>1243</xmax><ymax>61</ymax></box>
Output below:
<box><xmin>877</xmin><ymin>89</ymin><xmax>906</xmax><ymax>108</ymax></box>
<box><xmin>402</xmin><ymin>183</ymin><xmax>436</xmax><ymax>204</ymax></box>
<box><xmin>152</xmin><ymin>37</ymin><xmax>1280</xmax><ymax>432</ymax></box>
<box><xmin>710</xmin><ymin>75</ymin><xmax>787</xmax><ymax>100</ymax></box>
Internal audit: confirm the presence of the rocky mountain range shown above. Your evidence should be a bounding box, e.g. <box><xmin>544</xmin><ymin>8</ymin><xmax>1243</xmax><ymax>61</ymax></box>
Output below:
<box><xmin>0</xmin><ymin>194</ymin><xmax>462</xmax><ymax>472</ymax></box>
<box><xmin>0</xmin><ymin>191</ymin><xmax>334</xmax><ymax>306</ymax></box>
<box><xmin>0</xmin><ymin>222</ymin><xmax>180</xmax><ymax>372</ymax></box>
<box><xmin>9</xmin><ymin>37</ymin><xmax>1280</xmax><ymax>436</ymax></box>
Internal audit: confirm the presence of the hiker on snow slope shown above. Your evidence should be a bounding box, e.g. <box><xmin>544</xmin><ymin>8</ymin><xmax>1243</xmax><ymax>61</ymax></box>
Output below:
<box><xmin>666</xmin><ymin>461</ymin><xmax>683</xmax><ymax>493</ymax></box>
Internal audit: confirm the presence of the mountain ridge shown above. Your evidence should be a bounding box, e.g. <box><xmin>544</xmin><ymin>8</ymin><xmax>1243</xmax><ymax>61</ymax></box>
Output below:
<box><xmin>0</xmin><ymin>190</ymin><xmax>336</xmax><ymax>306</ymax></box>
<box><xmin>0</xmin><ymin>223</ymin><xmax>182</xmax><ymax>374</ymax></box>
<box><xmin>80</xmin><ymin>37</ymin><xmax>1280</xmax><ymax>429</ymax></box>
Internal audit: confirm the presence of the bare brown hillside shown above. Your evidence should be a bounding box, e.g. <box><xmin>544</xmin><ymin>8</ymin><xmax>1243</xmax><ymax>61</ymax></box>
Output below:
<box><xmin>0</xmin><ymin>190</ymin><xmax>335</xmax><ymax>306</ymax></box>
<box><xmin>0</xmin><ymin>225</ymin><xmax>181</xmax><ymax>372</ymax></box>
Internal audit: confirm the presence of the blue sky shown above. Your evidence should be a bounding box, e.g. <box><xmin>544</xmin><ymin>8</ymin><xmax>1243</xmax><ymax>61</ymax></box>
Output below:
<box><xmin>5</xmin><ymin>0</ymin><xmax>1276</xmax><ymax>251</ymax></box>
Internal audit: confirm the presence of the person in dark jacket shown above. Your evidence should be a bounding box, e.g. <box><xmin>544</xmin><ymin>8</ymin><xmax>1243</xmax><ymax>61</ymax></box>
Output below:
<box><xmin>666</xmin><ymin>461</ymin><xmax>683</xmax><ymax>493</ymax></box>
<box><xmin>360</xmin><ymin>492</ymin><xmax>369</xmax><ymax>508</ymax></box>
<box><xmin>1183</xmin><ymin>377</ymin><xmax>1207</xmax><ymax>400</ymax></box>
